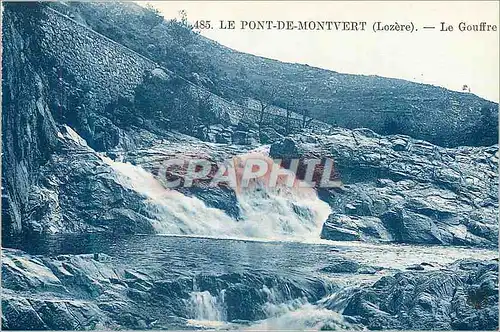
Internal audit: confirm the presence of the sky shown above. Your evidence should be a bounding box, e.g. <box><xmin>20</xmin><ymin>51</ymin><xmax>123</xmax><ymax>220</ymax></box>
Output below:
<box><xmin>142</xmin><ymin>1</ymin><xmax>499</xmax><ymax>102</ymax></box>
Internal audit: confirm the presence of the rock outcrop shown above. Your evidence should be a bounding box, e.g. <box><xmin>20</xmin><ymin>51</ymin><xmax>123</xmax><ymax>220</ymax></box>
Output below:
<box><xmin>2</xmin><ymin>4</ymin><xmax>60</xmax><ymax>236</ymax></box>
<box><xmin>328</xmin><ymin>259</ymin><xmax>499</xmax><ymax>330</ymax></box>
<box><xmin>1</xmin><ymin>5</ymin><xmax>160</xmax><ymax>236</ymax></box>
<box><xmin>270</xmin><ymin>129</ymin><xmax>498</xmax><ymax>247</ymax></box>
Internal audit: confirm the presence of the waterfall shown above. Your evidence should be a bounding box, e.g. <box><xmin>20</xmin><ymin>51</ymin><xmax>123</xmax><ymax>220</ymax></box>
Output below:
<box><xmin>100</xmin><ymin>155</ymin><xmax>239</xmax><ymax>236</ymax></box>
<box><xmin>247</xmin><ymin>303</ymin><xmax>358</xmax><ymax>330</ymax></box>
<box><xmin>100</xmin><ymin>153</ymin><xmax>331</xmax><ymax>242</ymax></box>
<box><xmin>188</xmin><ymin>291</ymin><xmax>225</xmax><ymax>322</ymax></box>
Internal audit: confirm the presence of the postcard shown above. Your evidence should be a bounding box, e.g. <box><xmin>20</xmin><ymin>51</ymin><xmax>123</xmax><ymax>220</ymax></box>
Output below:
<box><xmin>1</xmin><ymin>1</ymin><xmax>498</xmax><ymax>330</ymax></box>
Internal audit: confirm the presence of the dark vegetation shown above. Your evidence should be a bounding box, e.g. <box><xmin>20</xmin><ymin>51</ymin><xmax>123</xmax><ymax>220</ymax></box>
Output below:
<box><xmin>106</xmin><ymin>72</ymin><xmax>221</xmax><ymax>138</ymax></box>
<box><xmin>51</xmin><ymin>67</ymin><xmax>223</xmax><ymax>150</ymax></box>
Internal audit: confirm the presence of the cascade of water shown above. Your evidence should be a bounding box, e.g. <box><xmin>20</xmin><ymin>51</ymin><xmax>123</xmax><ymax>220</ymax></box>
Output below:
<box><xmin>188</xmin><ymin>291</ymin><xmax>225</xmax><ymax>322</ymax></box>
<box><xmin>247</xmin><ymin>303</ymin><xmax>358</xmax><ymax>330</ymax></box>
<box><xmin>100</xmin><ymin>153</ymin><xmax>331</xmax><ymax>241</ymax></box>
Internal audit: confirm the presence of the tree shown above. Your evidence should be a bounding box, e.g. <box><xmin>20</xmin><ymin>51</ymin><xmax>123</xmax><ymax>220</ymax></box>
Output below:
<box><xmin>166</xmin><ymin>10</ymin><xmax>195</xmax><ymax>47</ymax></box>
<box><xmin>196</xmin><ymin>90</ymin><xmax>218</xmax><ymax>135</ymax></box>
<box><xmin>143</xmin><ymin>4</ymin><xmax>163</xmax><ymax>29</ymax></box>
<box><xmin>252</xmin><ymin>80</ymin><xmax>278</xmax><ymax>138</ymax></box>
<box><xmin>134</xmin><ymin>73</ymin><xmax>198</xmax><ymax>132</ymax></box>
<box><xmin>285</xmin><ymin>107</ymin><xmax>293</xmax><ymax>135</ymax></box>
<box><xmin>382</xmin><ymin>111</ymin><xmax>409</xmax><ymax>135</ymax></box>
<box><xmin>178</xmin><ymin>9</ymin><xmax>189</xmax><ymax>27</ymax></box>
<box><xmin>296</xmin><ymin>87</ymin><xmax>313</xmax><ymax>130</ymax></box>
<box><xmin>477</xmin><ymin>105</ymin><xmax>498</xmax><ymax>145</ymax></box>
<box><xmin>300</xmin><ymin>109</ymin><xmax>313</xmax><ymax>129</ymax></box>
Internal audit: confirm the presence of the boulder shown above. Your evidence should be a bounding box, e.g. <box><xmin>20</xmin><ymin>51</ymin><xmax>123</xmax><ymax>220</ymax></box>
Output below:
<box><xmin>319</xmin><ymin>257</ymin><xmax>381</xmax><ymax>275</ymax></box>
<box><xmin>320</xmin><ymin>222</ymin><xmax>361</xmax><ymax>241</ymax></box>
<box><xmin>259</xmin><ymin>127</ymin><xmax>284</xmax><ymax>144</ymax></box>
<box><xmin>320</xmin><ymin>214</ymin><xmax>393</xmax><ymax>242</ymax></box>
<box><xmin>269</xmin><ymin>137</ymin><xmax>300</xmax><ymax>159</ymax></box>
<box><xmin>232</xmin><ymin>130</ymin><xmax>258</xmax><ymax>145</ymax></box>
<box><xmin>150</xmin><ymin>68</ymin><xmax>169</xmax><ymax>81</ymax></box>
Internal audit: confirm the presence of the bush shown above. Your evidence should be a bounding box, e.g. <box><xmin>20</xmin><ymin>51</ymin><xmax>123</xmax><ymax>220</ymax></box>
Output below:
<box><xmin>127</xmin><ymin>71</ymin><xmax>220</xmax><ymax>135</ymax></box>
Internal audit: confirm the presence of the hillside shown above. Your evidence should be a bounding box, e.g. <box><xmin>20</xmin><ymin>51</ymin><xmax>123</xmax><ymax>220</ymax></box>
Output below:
<box><xmin>47</xmin><ymin>1</ymin><xmax>498</xmax><ymax>148</ymax></box>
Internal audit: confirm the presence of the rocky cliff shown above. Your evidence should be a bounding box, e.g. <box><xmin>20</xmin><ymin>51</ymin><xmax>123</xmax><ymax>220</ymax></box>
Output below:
<box><xmin>2</xmin><ymin>3</ymin><xmax>160</xmax><ymax>237</ymax></box>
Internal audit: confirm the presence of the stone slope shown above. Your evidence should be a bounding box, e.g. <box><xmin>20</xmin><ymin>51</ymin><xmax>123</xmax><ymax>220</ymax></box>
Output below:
<box><xmin>1</xmin><ymin>248</ymin><xmax>332</xmax><ymax>330</ymax></box>
<box><xmin>343</xmin><ymin>260</ymin><xmax>498</xmax><ymax>330</ymax></box>
<box><xmin>325</xmin><ymin>259</ymin><xmax>498</xmax><ymax>330</ymax></box>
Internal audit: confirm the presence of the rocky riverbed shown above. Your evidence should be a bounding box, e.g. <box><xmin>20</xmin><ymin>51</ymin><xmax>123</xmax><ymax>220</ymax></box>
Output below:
<box><xmin>271</xmin><ymin>130</ymin><xmax>498</xmax><ymax>248</ymax></box>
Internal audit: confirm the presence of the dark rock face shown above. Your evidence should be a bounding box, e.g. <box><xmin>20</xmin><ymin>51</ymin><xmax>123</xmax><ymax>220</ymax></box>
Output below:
<box><xmin>1</xmin><ymin>8</ymin><xmax>159</xmax><ymax>236</ymax></box>
<box><xmin>321</xmin><ymin>215</ymin><xmax>393</xmax><ymax>242</ymax></box>
<box><xmin>232</xmin><ymin>130</ymin><xmax>259</xmax><ymax>145</ymax></box>
<box><xmin>1</xmin><ymin>5</ymin><xmax>59</xmax><ymax>236</ymax></box>
<box><xmin>259</xmin><ymin>126</ymin><xmax>284</xmax><ymax>144</ymax></box>
<box><xmin>271</xmin><ymin>129</ymin><xmax>498</xmax><ymax>247</ymax></box>
<box><xmin>35</xmin><ymin>128</ymin><xmax>157</xmax><ymax>234</ymax></box>
<box><xmin>1</xmin><ymin>4</ymin><xmax>159</xmax><ymax>237</ymax></box>
<box><xmin>335</xmin><ymin>259</ymin><xmax>499</xmax><ymax>330</ymax></box>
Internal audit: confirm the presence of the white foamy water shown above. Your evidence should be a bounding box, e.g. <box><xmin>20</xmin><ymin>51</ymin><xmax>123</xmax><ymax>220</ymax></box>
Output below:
<box><xmin>247</xmin><ymin>303</ymin><xmax>359</xmax><ymax>331</ymax></box>
<box><xmin>100</xmin><ymin>155</ymin><xmax>331</xmax><ymax>242</ymax></box>
<box><xmin>188</xmin><ymin>291</ymin><xmax>225</xmax><ymax>322</ymax></box>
